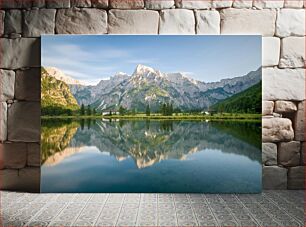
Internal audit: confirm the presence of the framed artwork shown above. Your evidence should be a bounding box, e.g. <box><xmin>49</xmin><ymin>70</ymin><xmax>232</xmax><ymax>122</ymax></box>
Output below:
<box><xmin>41</xmin><ymin>35</ymin><xmax>262</xmax><ymax>193</ymax></box>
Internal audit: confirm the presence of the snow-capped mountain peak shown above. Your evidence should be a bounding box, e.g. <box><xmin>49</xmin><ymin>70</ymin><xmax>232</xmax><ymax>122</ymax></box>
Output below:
<box><xmin>111</xmin><ymin>72</ymin><xmax>130</xmax><ymax>81</ymax></box>
<box><xmin>133</xmin><ymin>64</ymin><xmax>156</xmax><ymax>75</ymax></box>
<box><xmin>44</xmin><ymin>67</ymin><xmax>81</xmax><ymax>85</ymax></box>
<box><xmin>132</xmin><ymin>64</ymin><xmax>167</xmax><ymax>83</ymax></box>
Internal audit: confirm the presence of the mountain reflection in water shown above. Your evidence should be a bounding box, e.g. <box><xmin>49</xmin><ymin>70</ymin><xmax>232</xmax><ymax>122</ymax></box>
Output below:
<box><xmin>41</xmin><ymin>119</ymin><xmax>261</xmax><ymax>193</ymax></box>
<box><xmin>41</xmin><ymin>119</ymin><xmax>261</xmax><ymax>168</ymax></box>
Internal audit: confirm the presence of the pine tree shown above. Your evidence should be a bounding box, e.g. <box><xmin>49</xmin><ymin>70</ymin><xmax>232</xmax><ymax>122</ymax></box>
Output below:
<box><xmin>167</xmin><ymin>103</ymin><xmax>171</xmax><ymax>116</ymax></box>
<box><xmin>131</xmin><ymin>108</ymin><xmax>136</xmax><ymax>115</ymax></box>
<box><xmin>146</xmin><ymin>104</ymin><xmax>150</xmax><ymax>116</ymax></box>
<box><xmin>119</xmin><ymin>106</ymin><xmax>125</xmax><ymax>116</ymax></box>
<box><xmin>80</xmin><ymin>104</ymin><xmax>85</xmax><ymax>115</ymax></box>
<box><xmin>66</xmin><ymin>109</ymin><xmax>72</xmax><ymax>116</ymax></box>
<box><xmin>87</xmin><ymin>105</ymin><xmax>92</xmax><ymax>115</ymax></box>
<box><xmin>170</xmin><ymin>103</ymin><xmax>173</xmax><ymax>116</ymax></box>
<box><xmin>162</xmin><ymin>103</ymin><xmax>166</xmax><ymax>116</ymax></box>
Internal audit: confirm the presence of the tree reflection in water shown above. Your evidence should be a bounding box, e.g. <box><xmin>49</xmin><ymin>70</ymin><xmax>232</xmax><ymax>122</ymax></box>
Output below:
<box><xmin>41</xmin><ymin>119</ymin><xmax>261</xmax><ymax>169</ymax></box>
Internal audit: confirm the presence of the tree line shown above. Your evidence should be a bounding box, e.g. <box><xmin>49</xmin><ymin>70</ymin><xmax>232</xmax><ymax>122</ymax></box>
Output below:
<box><xmin>80</xmin><ymin>104</ymin><xmax>97</xmax><ymax>116</ymax></box>
<box><xmin>117</xmin><ymin>102</ymin><xmax>175</xmax><ymax>116</ymax></box>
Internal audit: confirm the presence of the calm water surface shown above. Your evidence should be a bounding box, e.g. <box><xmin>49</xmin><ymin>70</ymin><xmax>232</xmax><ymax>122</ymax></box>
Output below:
<box><xmin>41</xmin><ymin>119</ymin><xmax>261</xmax><ymax>193</ymax></box>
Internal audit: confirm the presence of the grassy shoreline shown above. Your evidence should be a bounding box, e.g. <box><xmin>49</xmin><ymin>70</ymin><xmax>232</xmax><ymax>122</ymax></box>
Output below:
<box><xmin>41</xmin><ymin>113</ymin><xmax>262</xmax><ymax>122</ymax></box>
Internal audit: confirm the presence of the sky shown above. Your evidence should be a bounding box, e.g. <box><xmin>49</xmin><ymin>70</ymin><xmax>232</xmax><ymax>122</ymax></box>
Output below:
<box><xmin>41</xmin><ymin>35</ymin><xmax>261</xmax><ymax>86</ymax></box>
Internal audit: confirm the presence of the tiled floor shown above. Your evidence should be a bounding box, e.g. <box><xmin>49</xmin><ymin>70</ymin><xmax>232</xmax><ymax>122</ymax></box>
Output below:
<box><xmin>1</xmin><ymin>191</ymin><xmax>304</xmax><ymax>227</ymax></box>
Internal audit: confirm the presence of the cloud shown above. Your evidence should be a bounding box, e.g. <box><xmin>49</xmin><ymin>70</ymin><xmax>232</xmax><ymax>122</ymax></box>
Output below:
<box><xmin>80</xmin><ymin>79</ymin><xmax>103</xmax><ymax>86</ymax></box>
<box><xmin>103</xmin><ymin>49</ymin><xmax>130</xmax><ymax>59</ymax></box>
<box><xmin>42</xmin><ymin>43</ymin><xmax>124</xmax><ymax>84</ymax></box>
<box><xmin>43</xmin><ymin>43</ymin><xmax>130</xmax><ymax>63</ymax></box>
<box><xmin>126</xmin><ymin>58</ymin><xmax>158</xmax><ymax>65</ymax></box>
<box><xmin>179</xmin><ymin>71</ymin><xmax>195</xmax><ymax>76</ymax></box>
<box><xmin>62</xmin><ymin>69</ymin><xmax>112</xmax><ymax>85</ymax></box>
<box><xmin>53</xmin><ymin>44</ymin><xmax>91</xmax><ymax>60</ymax></box>
<box><xmin>42</xmin><ymin>41</ymin><xmax>158</xmax><ymax>85</ymax></box>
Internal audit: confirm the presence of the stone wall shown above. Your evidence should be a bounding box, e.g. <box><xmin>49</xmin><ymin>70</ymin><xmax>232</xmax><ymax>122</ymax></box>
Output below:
<box><xmin>0</xmin><ymin>0</ymin><xmax>305</xmax><ymax>192</ymax></box>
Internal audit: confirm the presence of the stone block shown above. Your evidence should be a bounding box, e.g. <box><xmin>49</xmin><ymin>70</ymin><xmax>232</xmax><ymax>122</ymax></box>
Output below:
<box><xmin>32</xmin><ymin>0</ymin><xmax>46</xmax><ymax>8</ymax></box>
<box><xmin>253</xmin><ymin>0</ymin><xmax>284</xmax><ymax>8</ymax></box>
<box><xmin>159</xmin><ymin>9</ymin><xmax>195</xmax><ymax>34</ymax></box>
<box><xmin>280</xmin><ymin>37</ymin><xmax>305</xmax><ymax>68</ymax></box>
<box><xmin>276</xmin><ymin>9</ymin><xmax>305</xmax><ymax>37</ymax></box>
<box><xmin>0</xmin><ymin>142</ymin><xmax>27</xmax><ymax>169</ymax></box>
<box><xmin>273</xmin><ymin>113</ymin><xmax>282</xmax><ymax>118</ymax></box>
<box><xmin>263</xmin><ymin>166</ymin><xmax>287</xmax><ymax>189</ymax></box>
<box><xmin>262</xmin><ymin>68</ymin><xmax>305</xmax><ymax>101</ymax></box>
<box><xmin>0</xmin><ymin>10</ymin><xmax>4</xmax><ymax>35</ymax></box>
<box><xmin>0</xmin><ymin>168</ymin><xmax>40</xmax><ymax>192</ymax></box>
<box><xmin>46</xmin><ymin>0</ymin><xmax>70</xmax><ymax>8</ymax></box>
<box><xmin>262</xmin><ymin>143</ymin><xmax>277</xmax><ymax>166</ymax></box>
<box><xmin>212</xmin><ymin>0</ymin><xmax>233</xmax><ymax>8</ymax></box>
<box><xmin>0</xmin><ymin>69</ymin><xmax>15</xmax><ymax>102</ymax></box>
<box><xmin>0</xmin><ymin>38</ymin><xmax>40</xmax><ymax>69</ymax></box>
<box><xmin>195</xmin><ymin>10</ymin><xmax>220</xmax><ymax>34</ymax></box>
<box><xmin>0</xmin><ymin>169</ymin><xmax>19</xmax><ymax>190</ymax></box>
<box><xmin>262</xmin><ymin>118</ymin><xmax>294</xmax><ymax>142</ymax></box>
<box><xmin>27</xmin><ymin>143</ymin><xmax>41</xmax><ymax>167</ymax></box>
<box><xmin>288</xmin><ymin>166</ymin><xmax>304</xmax><ymax>189</ymax></box>
<box><xmin>19</xmin><ymin>167</ymin><xmax>41</xmax><ymax>192</ymax></box>
<box><xmin>262</xmin><ymin>37</ymin><xmax>280</xmax><ymax>67</ymax></box>
<box><xmin>145</xmin><ymin>0</ymin><xmax>175</xmax><ymax>9</ymax></box>
<box><xmin>91</xmin><ymin>0</ymin><xmax>109</xmax><ymax>8</ymax></box>
<box><xmin>8</xmin><ymin>102</ymin><xmax>41</xmax><ymax>142</ymax></box>
<box><xmin>284</xmin><ymin>0</ymin><xmax>304</xmax><ymax>8</ymax></box>
<box><xmin>109</xmin><ymin>10</ymin><xmax>159</xmax><ymax>34</ymax></box>
<box><xmin>0</xmin><ymin>102</ymin><xmax>7</xmax><ymax>142</ymax></box>
<box><xmin>4</xmin><ymin>9</ymin><xmax>22</xmax><ymax>34</ymax></box>
<box><xmin>301</xmin><ymin>142</ymin><xmax>305</xmax><ymax>165</ymax></box>
<box><xmin>175</xmin><ymin>0</ymin><xmax>212</xmax><ymax>9</ymax></box>
<box><xmin>294</xmin><ymin>101</ymin><xmax>305</xmax><ymax>141</ymax></box>
<box><xmin>275</xmin><ymin>101</ymin><xmax>297</xmax><ymax>113</ymax></box>
<box><xmin>0</xmin><ymin>0</ymin><xmax>32</xmax><ymax>9</ymax></box>
<box><xmin>23</xmin><ymin>9</ymin><xmax>56</xmax><ymax>37</ymax></box>
<box><xmin>220</xmin><ymin>9</ymin><xmax>276</xmax><ymax>36</ymax></box>
<box><xmin>56</xmin><ymin>8</ymin><xmax>107</xmax><ymax>34</ymax></box>
<box><xmin>262</xmin><ymin>101</ymin><xmax>274</xmax><ymax>115</ymax></box>
<box><xmin>71</xmin><ymin>0</ymin><xmax>91</xmax><ymax>7</ymax></box>
<box><xmin>279</xmin><ymin>141</ymin><xmax>301</xmax><ymax>167</ymax></box>
<box><xmin>109</xmin><ymin>0</ymin><xmax>144</xmax><ymax>9</ymax></box>
<box><xmin>15</xmin><ymin>68</ymin><xmax>41</xmax><ymax>101</ymax></box>
<box><xmin>232</xmin><ymin>0</ymin><xmax>253</xmax><ymax>8</ymax></box>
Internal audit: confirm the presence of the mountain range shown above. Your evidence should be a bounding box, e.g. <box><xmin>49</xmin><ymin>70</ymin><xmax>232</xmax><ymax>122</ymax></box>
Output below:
<box><xmin>212</xmin><ymin>82</ymin><xmax>262</xmax><ymax>113</ymax></box>
<box><xmin>43</xmin><ymin>65</ymin><xmax>261</xmax><ymax>112</ymax></box>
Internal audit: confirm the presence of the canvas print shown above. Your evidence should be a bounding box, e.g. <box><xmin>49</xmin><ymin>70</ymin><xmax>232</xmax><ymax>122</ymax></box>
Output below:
<box><xmin>41</xmin><ymin>35</ymin><xmax>262</xmax><ymax>193</ymax></box>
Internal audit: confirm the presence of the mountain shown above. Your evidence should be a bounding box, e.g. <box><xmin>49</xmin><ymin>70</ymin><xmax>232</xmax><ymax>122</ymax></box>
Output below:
<box><xmin>70</xmin><ymin>64</ymin><xmax>261</xmax><ymax>112</ymax></box>
<box><xmin>211</xmin><ymin>82</ymin><xmax>262</xmax><ymax>113</ymax></box>
<box><xmin>41</xmin><ymin>67</ymin><xmax>79</xmax><ymax>115</ymax></box>
<box><xmin>44</xmin><ymin>67</ymin><xmax>81</xmax><ymax>85</ymax></box>
<box><xmin>71</xmin><ymin>72</ymin><xmax>130</xmax><ymax>107</ymax></box>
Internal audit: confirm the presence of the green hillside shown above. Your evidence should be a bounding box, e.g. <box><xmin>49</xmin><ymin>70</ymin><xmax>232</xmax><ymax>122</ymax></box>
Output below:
<box><xmin>211</xmin><ymin>82</ymin><xmax>262</xmax><ymax>114</ymax></box>
<box><xmin>41</xmin><ymin>67</ymin><xmax>80</xmax><ymax>116</ymax></box>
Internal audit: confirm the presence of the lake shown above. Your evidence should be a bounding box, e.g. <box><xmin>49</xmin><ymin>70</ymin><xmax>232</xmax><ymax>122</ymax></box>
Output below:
<box><xmin>41</xmin><ymin>119</ymin><xmax>262</xmax><ymax>193</ymax></box>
